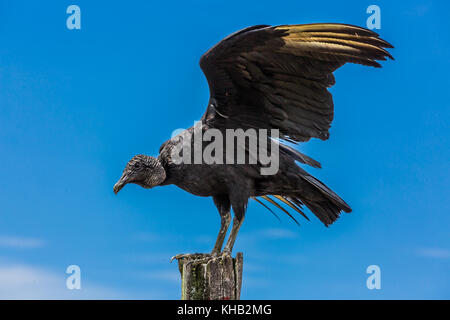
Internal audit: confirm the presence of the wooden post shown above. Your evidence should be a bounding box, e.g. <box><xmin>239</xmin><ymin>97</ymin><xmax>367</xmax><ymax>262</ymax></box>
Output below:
<box><xmin>174</xmin><ymin>253</ymin><xmax>243</xmax><ymax>300</ymax></box>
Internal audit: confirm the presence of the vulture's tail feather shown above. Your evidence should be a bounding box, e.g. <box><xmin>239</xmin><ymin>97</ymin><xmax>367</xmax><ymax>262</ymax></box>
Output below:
<box><xmin>254</xmin><ymin>174</ymin><xmax>351</xmax><ymax>226</ymax></box>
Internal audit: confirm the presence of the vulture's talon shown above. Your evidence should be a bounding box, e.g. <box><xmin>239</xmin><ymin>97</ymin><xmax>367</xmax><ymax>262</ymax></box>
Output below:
<box><xmin>221</xmin><ymin>250</ymin><xmax>232</xmax><ymax>258</ymax></box>
<box><xmin>170</xmin><ymin>253</ymin><xmax>212</xmax><ymax>263</ymax></box>
<box><xmin>211</xmin><ymin>250</ymin><xmax>221</xmax><ymax>257</ymax></box>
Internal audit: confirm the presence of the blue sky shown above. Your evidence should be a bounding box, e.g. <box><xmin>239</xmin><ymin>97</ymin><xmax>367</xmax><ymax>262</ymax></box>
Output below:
<box><xmin>0</xmin><ymin>0</ymin><xmax>449</xmax><ymax>299</ymax></box>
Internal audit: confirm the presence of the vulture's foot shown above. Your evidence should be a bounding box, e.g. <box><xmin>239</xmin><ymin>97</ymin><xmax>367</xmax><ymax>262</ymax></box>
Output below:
<box><xmin>210</xmin><ymin>249</ymin><xmax>232</xmax><ymax>260</ymax></box>
<box><xmin>211</xmin><ymin>250</ymin><xmax>232</xmax><ymax>259</ymax></box>
<box><xmin>221</xmin><ymin>248</ymin><xmax>232</xmax><ymax>257</ymax></box>
<box><xmin>170</xmin><ymin>253</ymin><xmax>212</xmax><ymax>263</ymax></box>
<box><xmin>210</xmin><ymin>248</ymin><xmax>225</xmax><ymax>257</ymax></box>
<box><xmin>170</xmin><ymin>251</ymin><xmax>232</xmax><ymax>263</ymax></box>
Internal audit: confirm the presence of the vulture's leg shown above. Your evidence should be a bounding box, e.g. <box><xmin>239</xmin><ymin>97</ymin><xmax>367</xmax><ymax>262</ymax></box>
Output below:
<box><xmin>211</xmin><ymin>195</ymin><xmax>231</xmax><ymax>256</ymax></box>
<box><xmin>222</xmin><ymin>196</ymin><xmax>248</xmax><ymax>254</ymax></box>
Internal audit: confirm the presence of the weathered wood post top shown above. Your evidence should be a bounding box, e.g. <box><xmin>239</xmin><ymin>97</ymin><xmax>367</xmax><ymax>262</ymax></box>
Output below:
<box><xmin>173</xmin><ymin>253</ymin><xmax>244</xmax><ymax>300</ymax></box>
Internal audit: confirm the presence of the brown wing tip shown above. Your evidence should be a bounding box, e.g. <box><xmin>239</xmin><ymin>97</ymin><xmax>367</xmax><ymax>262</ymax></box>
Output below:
<box><xmin>275</xmin><ymin>23</ymin><xmax>394</xmax><ymax>65</ymax></box>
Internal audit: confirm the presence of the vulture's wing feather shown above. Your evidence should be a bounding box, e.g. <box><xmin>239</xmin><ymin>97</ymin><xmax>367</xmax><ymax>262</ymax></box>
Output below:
<box><xmin>200</xmin><ymin>23</ymin><xmax>393</xmax><ymax>142</ymax></box>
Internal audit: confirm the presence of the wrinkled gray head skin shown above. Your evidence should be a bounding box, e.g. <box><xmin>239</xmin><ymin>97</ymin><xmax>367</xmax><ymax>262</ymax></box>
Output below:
<box><xmin>113</xmin><ymin>155</ymin><xmax>166</xmax><ymax>194</ymax></box>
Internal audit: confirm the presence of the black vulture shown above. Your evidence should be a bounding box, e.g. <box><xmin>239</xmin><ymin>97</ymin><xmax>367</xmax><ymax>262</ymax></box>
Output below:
<box><xmin>114</xmin><ymin>23</ymin><xmax>393</xmax><ymax>256</ymax></box>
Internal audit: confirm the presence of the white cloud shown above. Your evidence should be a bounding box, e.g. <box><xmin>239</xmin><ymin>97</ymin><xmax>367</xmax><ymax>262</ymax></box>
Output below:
<box><xmin>416</xmin><ymin>247</ymin><xmax>450</xmax><ymax>259</ymax></box>
<box><xmin>0</xmin><ymin>236</ymin><xmax>45</xmax><ymax>249</ymax></box>
<box><xmin>0</xmin><ymin>263</ymin><xmax>127</xmax><ymax>299</ymax></box>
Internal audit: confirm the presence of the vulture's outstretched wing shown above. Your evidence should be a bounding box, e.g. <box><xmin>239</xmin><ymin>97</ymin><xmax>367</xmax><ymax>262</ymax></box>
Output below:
<box><xmin>200</xmin><ymin>23</ymin><xmax>393</xmax><ymax>142</ymax></box>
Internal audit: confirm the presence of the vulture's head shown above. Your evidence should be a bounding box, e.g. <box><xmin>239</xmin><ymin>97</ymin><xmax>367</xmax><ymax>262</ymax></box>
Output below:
<box><xmin>113</xmin><ymin>155</ymin><xmax>166</xmax><ymax>194</ymax></box>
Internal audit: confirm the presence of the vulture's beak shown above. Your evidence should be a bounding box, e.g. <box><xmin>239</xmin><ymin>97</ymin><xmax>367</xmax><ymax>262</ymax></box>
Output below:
<box><xmin>113</xmin><ymin>174</ymin><xmax>129</xmax><ymax>194</ymax></box>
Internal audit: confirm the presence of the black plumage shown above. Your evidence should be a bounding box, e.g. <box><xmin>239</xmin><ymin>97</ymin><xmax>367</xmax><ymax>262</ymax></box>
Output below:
<box><xmin>113</xmin><ymin>23</ymin><xmax>393</xmax><ymax>255</ymax></box>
